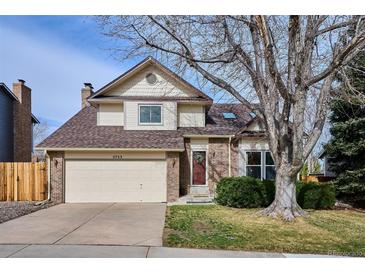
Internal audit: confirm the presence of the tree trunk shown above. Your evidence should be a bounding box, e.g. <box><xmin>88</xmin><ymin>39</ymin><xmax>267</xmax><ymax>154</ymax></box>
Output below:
<box><xmin>261</xmin><ymin>167</ymin><xmax>306</xmax><ymax>221</ymax></box>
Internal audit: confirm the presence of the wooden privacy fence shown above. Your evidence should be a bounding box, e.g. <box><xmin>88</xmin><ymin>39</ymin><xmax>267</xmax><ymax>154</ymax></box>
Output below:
<box><xmin>0</xmin><ymin>162</ymin><xmax>47</xmax><ymax>201</ymax></box>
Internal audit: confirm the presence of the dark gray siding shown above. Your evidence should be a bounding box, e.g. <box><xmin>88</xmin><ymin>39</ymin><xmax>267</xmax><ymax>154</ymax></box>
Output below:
<box><xmin>0</xmin><ymin>88</ymin><xmax>14</xmax><ymax>161</ymax></box>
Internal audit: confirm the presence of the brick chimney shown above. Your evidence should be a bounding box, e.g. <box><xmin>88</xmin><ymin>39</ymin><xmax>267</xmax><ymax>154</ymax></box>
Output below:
<box><xmin>81</xmin><ymin>83</ymin><xmax>93</xmax><ymax>108</ymax></box>
<box><xmin>12</xmin><ymin>79</ymin><xmax>32</xmax><ymax>162</ymax></box>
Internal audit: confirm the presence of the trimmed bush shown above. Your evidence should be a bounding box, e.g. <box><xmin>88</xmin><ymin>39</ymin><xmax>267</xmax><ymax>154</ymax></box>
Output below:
<box><xmin>261</xmin><ymin>179</ymin><xmax>276</xmax><ymax>206</ymax></box>
<box><xmin>259</xmin><ymin>180</ymin><xmax>335</xmax><ymax>209</ymax></box>
<box><xmin>297</xmin><ymin>182</ymin><xmax>336</xmax><ymax>209</ymax></box>
<box><xmin>216</xmin><ymin>176</ymin><xmax>336</xmax><ymax>209</ymax></box>
<box><xmin>215</xmin><ymin>176</ymin><xmax>265</xmax><ymax>208</ymax></box>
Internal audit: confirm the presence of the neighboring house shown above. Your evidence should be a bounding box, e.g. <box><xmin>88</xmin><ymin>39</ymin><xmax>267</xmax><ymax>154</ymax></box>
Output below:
<box><xmin>37</xmin><ymin>57</ymin><xmax>274</xmax><ymax>203</ymax></box>
<box><xmin>0</xmin><ymin>80</ymin><xmax>39</xmax><ymax>162</ymax></box>
<box><xmin>319</xmin><ymin>150</ymin><xmax>336</xmax><ymax>178</ymax></box>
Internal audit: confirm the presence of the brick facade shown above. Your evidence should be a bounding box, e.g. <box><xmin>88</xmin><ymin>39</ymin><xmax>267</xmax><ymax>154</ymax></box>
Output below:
<box><xmin>12</xmin><ymin>81</ymin><xmax>32</xmax><ymax>162</ymax></box>
<box><xmin>166</xmin><ymin>151</ymin><xmax>180</xmax><ymax>202</ymax></box>
<box><xmin>179</xmin><ymin>137</ymin><xmax>238</xmax><ymax>196</ymax></box>
<box><xmin>179</xmin><ymin>138</ymin><xmax>191</xmax><ymax>196</ymax></box>
<box><xmin>49</xmin><ymin>151</ymin><xmax>64</xmax><ymax>204</ymax></box>
<box><xmin>230</xmin><ymin>139</ymin><xmax>239</xmax><ymax>177</ymax></box>
<box><xmin>207</xmin><ymin>138</ymin><xmax>229</xmax><ymax>194</ymax></box>
<box><xmin>47</xmin><ymin>139</ymin><xmax>237</xmax><ymax>203</ymax></box>
<box><xmin>81</xmin><ymin>84</ymin><xmax>93</xmax><ymax>109</ymax></box>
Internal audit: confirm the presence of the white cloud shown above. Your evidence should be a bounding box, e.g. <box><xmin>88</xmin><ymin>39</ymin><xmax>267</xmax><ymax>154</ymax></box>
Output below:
<box><xmin>0</xmin><ymin>24</ymin><xmax>123</xmax><ymax>127</ymax></box>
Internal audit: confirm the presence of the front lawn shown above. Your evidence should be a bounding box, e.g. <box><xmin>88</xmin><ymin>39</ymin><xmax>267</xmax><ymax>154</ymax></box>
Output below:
<box><xmin>163</xmin><ymin>205</ymin><xmax>365</xmax><ymax>256</ymax></box>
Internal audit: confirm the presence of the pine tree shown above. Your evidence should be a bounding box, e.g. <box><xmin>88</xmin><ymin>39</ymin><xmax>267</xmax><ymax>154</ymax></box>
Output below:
<box><xmin>324</xmin><ymin>53</ymin><xmax>365</xmax><ymax>207</ymax></box>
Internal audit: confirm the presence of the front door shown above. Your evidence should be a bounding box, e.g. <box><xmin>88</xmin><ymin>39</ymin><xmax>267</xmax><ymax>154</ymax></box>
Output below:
<box><xmin>192</xmin><ymin>151</ymin><xmax>206</xmax><ymax>185</ymax></box>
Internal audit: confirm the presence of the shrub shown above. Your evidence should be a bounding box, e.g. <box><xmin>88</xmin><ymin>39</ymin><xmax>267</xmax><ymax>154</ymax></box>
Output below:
<box><xmin>259</xmin><ymin>180</ymin><xmax>335</xmax><ymax>209</ymax></box>
<box><xmin>297</xmin><ymin>182</ymin><xmax>336</xmax><ymax>209</ymax></box>
<box><xmin>261</xmin><ymin>179</ymin><xmax>275</xmax><ymax>206</ymax></box>
<box><xmin>216</xmin><ymin>177</ymin><xmax>336</xmax><ymax>210</ymax></box>
<box><xmin>295</xmin><ymin>181</ymin><xmax>304</xmax><ymax>196</ymax></box>
<box><xmin>215</xmin><ymin>176</ymin><xmax>265</xmax><ymax>208</ymax></box>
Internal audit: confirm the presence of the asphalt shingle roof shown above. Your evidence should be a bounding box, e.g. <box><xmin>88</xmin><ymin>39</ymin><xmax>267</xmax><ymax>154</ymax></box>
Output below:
<box><xmin>37</xmin><ymin>103</ymin><xmax>258</xmax><ymax>149</ymax></box>
<box><xmin>37</xmin><ymin>107</ymin><xmax>184</xmax><ymax>150</ymax></box>
<box><xmin>178</xmin><ymin>104</ymin><xmax>253</xmax><ymax>135</ymax></box>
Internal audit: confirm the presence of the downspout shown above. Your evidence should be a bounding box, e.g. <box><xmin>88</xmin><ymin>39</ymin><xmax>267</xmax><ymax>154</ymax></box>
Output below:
<box><xmin>46</xmin><ymin>150</ymin><xmax>51</xmax><ymax>200</ymax></box>
<box><xmin>228</xmin><ymin>136</ymin><xmax>232</xmax><ymax>177</ymax></box>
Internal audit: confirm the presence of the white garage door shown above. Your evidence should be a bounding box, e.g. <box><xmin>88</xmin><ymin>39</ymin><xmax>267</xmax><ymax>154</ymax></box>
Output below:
<box><xmin>65</xmin><ymin>160</ymin><xmax>167</xmax><ymax>203</ymax></box>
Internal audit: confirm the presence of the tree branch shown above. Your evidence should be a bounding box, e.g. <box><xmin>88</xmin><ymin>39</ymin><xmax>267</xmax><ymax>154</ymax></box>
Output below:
<box><xmin>314</xmin><ymin>20</ymin><xmax>357</xmax><ymax>37</ymax></box>
<box><xmin>144</xmin><ymin>16</ymin><xmax>259</xmax><ymax>113</ymax></box>
<box><xmin>254</xmin><ymin>16</ymin><xmax>293</xmax><ymax>102</ymax></box>
<box><xmin>305</xmin><ymin>32</ymin><xmax>365</xmax><ymax>87</ymax></box>
<box><xmin>301</xmin><ymin>74</ymin><xmax>335</xmax><ymax>164</ymax></box>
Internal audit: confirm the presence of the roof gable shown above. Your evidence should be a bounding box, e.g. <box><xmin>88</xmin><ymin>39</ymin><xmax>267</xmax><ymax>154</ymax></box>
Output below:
<box><xmin>90</xmin><ymin>57</ymin><xmax>212</xmax><ymax>101</ymax></box>
<box><xmin>0</xmin><ymin>82</ymin><xmax>19</xmax><ymax>101</ymax></box>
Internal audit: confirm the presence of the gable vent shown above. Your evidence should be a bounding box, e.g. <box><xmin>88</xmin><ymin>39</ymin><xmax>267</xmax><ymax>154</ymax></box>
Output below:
<box><xmin>146</xmin><ymin>73</ymin><xmax>157</xmax><ymax>85</ymax></box>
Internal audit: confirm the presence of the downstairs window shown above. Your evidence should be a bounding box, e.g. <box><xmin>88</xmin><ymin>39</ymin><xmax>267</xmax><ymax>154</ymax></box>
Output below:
<box><xmin>246</xmin><ymin>151</ymin><xmax>276</xmax><ymax>180</ymax></box>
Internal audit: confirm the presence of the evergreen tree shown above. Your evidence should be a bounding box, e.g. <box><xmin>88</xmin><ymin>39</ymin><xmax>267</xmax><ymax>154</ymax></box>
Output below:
<box><xmin>324</xmin><ymin>53</ymin><xmax>365</xmax><ymax>207</ymax></box>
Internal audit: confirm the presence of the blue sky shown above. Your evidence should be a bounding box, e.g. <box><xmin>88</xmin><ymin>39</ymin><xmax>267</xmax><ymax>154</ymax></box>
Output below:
<box><xmin>0</xmin><ymin>16</ymin><xmax>142</xmax><ymax>133</ymax></box>
<box><xmin>0</xmin><ymin>15</ymin><xmax>329</xmax><ymax>155</ymax></box>
<box><xmin>0</xmin><ymin>16</ymin><xmax>234</xmax><ymax>136</ymax></box>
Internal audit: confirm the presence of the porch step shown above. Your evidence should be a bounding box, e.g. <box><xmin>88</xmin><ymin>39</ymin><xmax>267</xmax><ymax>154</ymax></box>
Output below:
<box><xmin>189</xmin><ymin>186</ymin><xmax>210</xmax><ymax>195</ymax></box>
<box><xmin>186</xmin><ymin>195</ymin><xmax>214</xmax><ymax>204</ymax></box>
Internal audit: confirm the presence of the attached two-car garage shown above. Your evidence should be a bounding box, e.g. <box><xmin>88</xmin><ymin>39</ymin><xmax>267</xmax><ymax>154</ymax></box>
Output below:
<box><xmin>64</xmin><ymin>151</ymin><xmax>167</xmax><ymax>203</ymax></box>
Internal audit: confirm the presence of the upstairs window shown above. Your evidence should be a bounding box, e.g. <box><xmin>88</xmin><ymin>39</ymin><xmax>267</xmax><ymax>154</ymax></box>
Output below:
<box><xmin>139</xmin><ymin>105</ymin><xmax>162</xmax><ymax>124</ymax></box>
<box><xmin>223</xmin><ymin>112</ymin><xmax>236</xmax><ymax>119</ymax></box>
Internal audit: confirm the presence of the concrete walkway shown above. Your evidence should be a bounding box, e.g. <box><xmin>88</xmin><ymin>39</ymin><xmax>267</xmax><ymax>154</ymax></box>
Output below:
<box><xmin>0</xmin><ymin>244</ymin><xmax>344</xmax><ymax>258</ymax></box>
<box><xmin>0</xmin><ymin>203</ymin><xmax>166</xmax><ymax>246</ymax></box>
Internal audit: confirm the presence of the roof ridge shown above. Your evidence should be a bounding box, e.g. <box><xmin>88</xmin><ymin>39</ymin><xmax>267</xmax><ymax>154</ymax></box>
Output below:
<box><xmin>90</xmin><ymin>57</ymin><xmax>213</xmax><ymax>101</ymax></box>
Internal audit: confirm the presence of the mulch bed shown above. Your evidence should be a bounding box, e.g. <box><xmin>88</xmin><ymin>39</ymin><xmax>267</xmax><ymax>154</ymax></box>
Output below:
<box><xmin>0</xmin><ymin>201</ymin><xmax>53</xmax><ymax>224</ymax></box>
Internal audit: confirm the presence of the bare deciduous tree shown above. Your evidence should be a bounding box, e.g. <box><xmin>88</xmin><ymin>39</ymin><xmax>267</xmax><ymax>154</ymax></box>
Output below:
<box><xmin>97</xmin><ymin>15</ymin><xmax>365</xmax><ymax>220</ymax></box>
<box><xmin>33</xmin><ymin>121</ymin><xmax>49</xmax><ymax>146</ymax></box>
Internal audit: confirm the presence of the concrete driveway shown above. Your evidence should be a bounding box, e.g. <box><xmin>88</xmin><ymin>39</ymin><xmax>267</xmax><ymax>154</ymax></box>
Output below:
<box><xmin>0</xmin><ymin>203</ymin><xmax>166</xmax><ymax>246</ymax></box>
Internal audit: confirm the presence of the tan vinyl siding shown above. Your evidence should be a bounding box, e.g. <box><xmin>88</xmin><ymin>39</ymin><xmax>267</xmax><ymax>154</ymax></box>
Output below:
<box><xmin>178</xmin><ymin>104</ymin><xmax>205</xmax><ymax>127</ymax></box>
<box><xmin>247</xmin><ymin>120</ymin><xmax>263</xmax><ymax>131</ymax></box>
<box><xmin>239</xmin><ymin>137</ymin><xmax>269</xmax><ymax>150</ymax></box>
<box><xmin>124</xmin><ymin>101</ymin><xmax>177</xmax><ymax>130</ymax></box>
<box><xmin>97</xmin><ymin>103</ymin><xmax>124</xmax><ymax>126</ymax></box>
<box><xmin>107</xmin><ymin>66</ymin><xmax>195</xmax><ymax>97</ymax></box>
<box><xmin>190</xmin><ymin>138</ymin><xmax>209</xmax><ymax>149</ymax></box>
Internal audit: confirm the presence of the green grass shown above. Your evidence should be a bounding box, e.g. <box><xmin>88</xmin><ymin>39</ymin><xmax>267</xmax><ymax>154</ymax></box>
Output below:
<box><xmin>163</xmin><ymin>205</ymin><xmax>365</xmax><ymax>256</ymax></box>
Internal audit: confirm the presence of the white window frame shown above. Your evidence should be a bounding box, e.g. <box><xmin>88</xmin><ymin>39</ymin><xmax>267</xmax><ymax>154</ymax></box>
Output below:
<box><xmin>264</xmin><ymin>151</ymin><xmax>275</xmax><ymax>180</ymax></box>
<box><xmin>244</xmin><ymin>150</ymin><xmax>275</xmax><ymax>180</ymax></box>
<box><xmin>245</xmin><ymin>150</ymin><xmax>263</xmax><ymax>180</ymax></box>
<box><xmin>138</xmin><ymin>104</ymin><xmax>163</xmax><ymax>125</ymax></box>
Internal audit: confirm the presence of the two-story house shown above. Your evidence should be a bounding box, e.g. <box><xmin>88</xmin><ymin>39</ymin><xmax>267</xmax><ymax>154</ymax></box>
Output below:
<box><xmin>37</xmin><ymin>57</ymin><xmax>275</xmax><ymax>203</ymax></box>
<box><xmin>0</xmin><ymin>80</ymin><xmax>39</xmax><ymax>162</ymax></box>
